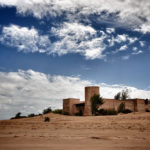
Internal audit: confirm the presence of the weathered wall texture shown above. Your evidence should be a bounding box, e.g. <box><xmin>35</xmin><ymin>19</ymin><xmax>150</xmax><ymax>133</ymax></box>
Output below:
<box><xmin>136</xmin><ymin>99</ymin><xmax>145</xmax><ymax>112</ymax></box>
<box><xmin>100</xmin><ymin>99</ymin><xmax>122</xmax><ymax>111</ymax></box>
<box><xmin>63</xmin><ymin>98</ymin><xmax>80</xmax><ymax>115</ymax></box>
<box><xmin>73</xmin><ymin>103</ymin><xmax>85</xmax><ymax>115</ymax></box>
<box><xmin>100</xmin><ymin>99</ymin><xmax>147</xmax><ymax>112</ymax></box>
<box><xmin>123</xmin><ymin>100</ymin><xmax>135</xmax><ymax>111</ymax></box>
<box><xmin>145</xmin><ymin>102</ymin><xmax>150</xmax><ymax>110</ymax></box>
<box><xmin>84</xmin><ymin>86</ymin><xmax>99</xmax><ymax>116</ymax></box>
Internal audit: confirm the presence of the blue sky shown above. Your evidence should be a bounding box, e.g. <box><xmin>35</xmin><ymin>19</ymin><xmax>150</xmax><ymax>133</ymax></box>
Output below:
<box><xmin>0</xmin><ymin>0</ymin><xmax>150</xmax><ymax>119</ymax></box>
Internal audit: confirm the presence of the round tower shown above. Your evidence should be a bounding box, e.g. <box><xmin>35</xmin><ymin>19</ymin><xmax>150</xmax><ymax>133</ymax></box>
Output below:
<box><xmin>83</xmin><ymin>86</ymin><xmax>100</xmax><ymax>116</ymax></box>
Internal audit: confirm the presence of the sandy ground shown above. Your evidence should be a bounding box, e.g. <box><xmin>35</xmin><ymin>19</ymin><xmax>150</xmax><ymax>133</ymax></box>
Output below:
<box><xmin>0</xmin><ymin>112</ymin><xmax>150</xmax><ymax>150</ymax></box>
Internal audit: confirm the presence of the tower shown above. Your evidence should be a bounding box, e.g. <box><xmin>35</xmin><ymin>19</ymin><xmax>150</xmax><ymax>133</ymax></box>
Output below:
<box><xmin>83</xmin><ymin>86</ymin><xmax>100</xmax><ymax>116</ymax></box>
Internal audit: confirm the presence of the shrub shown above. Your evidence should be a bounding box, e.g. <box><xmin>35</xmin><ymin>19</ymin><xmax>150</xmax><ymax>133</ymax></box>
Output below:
<box><xmin>11</xmin><ymin>112</ymin><xmax>27</xmax><ymax>119</ymax></box>
<box><xmin>98</xmin><ymin>109</ymin><xmax>118</xmax><ymax>115</ymax></box>
<box><xmin>43</xmin><ymin>107</ymin><xmax>52</xmax><ymax>114</ymax></box>
<box><xmin>44</xmin><ymin>117</ymin><xmax>50</xmax><ymax>122</ymax></box>
<box><xmin>122</xmin><ymin>109</ymin><xmax>132</xmax><ymax>114</ymax></box>
<box><xmin>145</xmin><ymin>99</ymin><xmax>149</xmax><ymax>105</ymax></box>
<box><xmin>145</xmin><ymin>108</ymin><xmax>150</xmax><ymax>112</ymax></box>
<box><xmin>62</xmin><ymin>112</ymin><xmax>69</xmax><ymax>115</ymax></box>
<box><xmin>28</xmin><ymin>113</ymin><xmax>35</xmax><ymax>117</ymax></box>
<box><xmin>90</xmin><ymin>94</ymin><xmax>104</xmax><ymax>115</ymax></box>
<box><xmin>15</xmin><ymin>112</ymin><xmax>21</xmax><ymax>118</ymax></box>
<box><xmin>52</xmin><ymin>109</ymin><xmax>62</xmax><ymax>114</ymax></box>
<box><xmin>118</xmin><ymin>102</ymin><xmax>125</xmax><ymax>113</ymax></box>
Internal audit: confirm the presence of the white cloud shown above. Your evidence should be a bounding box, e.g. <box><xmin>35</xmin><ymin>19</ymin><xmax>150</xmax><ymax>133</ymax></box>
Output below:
<box><xmin>51</xmin><ymin>22</ymin><xmax>107</xmax><ymax>59</ymax></box>
<box><xmin>133</xmin><ymin>47</ymin><xmax>138</xmax><ymax>51</ymax></box>
<box><xmin>108</xmin><ymin>34</ymin><xmax>137</xmax><ymax>47</ymax></box>
<box><xmin>0</xmin><ymin>69</ymin><xmax>91</xmax><ymax>119</ymax></box>
<box><xmin>119</xmin><ymin>45</ymin><xmax>128</xmax><ymax>51</ymax></box>
<box><xmin>106</xmin><ymin>28</ymin><xmax>115</xmax><ymax>34</ymax></box>
<box><xmin>115</xmin><ymin>34</ymin><xmax>128</xmax><ymax>43</ymax></box>
<box><xmin>0</xmin><ymin>69</ymin><xmax>150</xmax><ymax>120</ymax></box>
<box><xmin>139</xmin><ymin>41</ymin><xmax>145</xmax><ymax>47</ymax></box>
<box><xmin>132</xmin><ymin>47</ymin><xmax>143</xmax><ymax>55</ymax></box>
<box><xmin>0</xmin><ymin>23</ymin><xmax>107</xmax><ymax>59</ymax></box>
<box><xmin>134</xmin><ymin>24</ymin><xmax>150</xmax><ymax>34</ymax></box>
<box><xmin>0</xmin><ymin>0</ymin><xmax>150</xmax><ymax>32</ymax></box>
<box><xmin>0</xmin><ymin>24</ymin><xmax>51</xmax><ymax>53</ymax></box>
<box><xmin>0</xmin><ymin>24</ymin><xmax>141</xmax><ymax>60</ymax></box>
<box><xmin>132</xmin><ymin>50</ymin><xmax>143</xmax><ymax>55</ymax></box>
<box><xmin>100</xmin><ymin>83</ymin><xmax>150</xmax><ymax>100</ymax></box>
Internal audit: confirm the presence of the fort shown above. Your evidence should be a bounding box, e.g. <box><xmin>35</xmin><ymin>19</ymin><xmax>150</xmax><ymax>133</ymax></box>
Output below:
<box><xmin>63</xmin><ymin>86</ymin><xmax>150</xmax><ymax>116</ymax></box>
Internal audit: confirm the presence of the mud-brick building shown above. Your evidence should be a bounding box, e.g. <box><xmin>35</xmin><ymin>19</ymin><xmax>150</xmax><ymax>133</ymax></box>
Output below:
<box><xmin>63</xmin><ymin>86</ymin><xmax>150</xmax><ymax>116</ymax></box>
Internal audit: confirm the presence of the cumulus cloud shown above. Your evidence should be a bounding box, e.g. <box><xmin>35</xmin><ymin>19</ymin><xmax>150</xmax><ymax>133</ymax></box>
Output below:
<box><xmin>100</xmin><ymin>83</ymin><xmax>150</xmax><ymax>99</ymax></box>
<box><xmin>119</xmin><ymin>45</ymin><xmax>128</xmax><ymax>51</ymax></box>
<box><xmin>0</xmin><ymin>69</ymin><xmax>150</xmax><ymax>119</ymax></box>
<box><xmin>106</xmin><ymin>28</ymin><xmax>115</xmax><ymax>34</ymax></box>
<box><xmin>134</xmin><ymin>24</ymin><xmax>150</xmax><ymax>34</ymax></box>
<box><xmin>108</xmin><ymin>34</ymin><xmax>137</xmax><ymax>48</ymax></box>
<box><xmin>0</xmin><ymin>24</ymin><xmax>51</xmax><ymax>53</ymax></box>
<box><xmin>50</xmin><ymin>22</ymin><xmax>107</xmax><ymax>59</ymax></box>
<box><xmin>0</xmin><ymin>69</ymin><xmax>91</xmax><ymax>119</ymax></box>
<box><xmin>132</xmin><ymin>47</ymin><xmax>143</xmax><ymax>55</ymax></box>
<box><xmin>132</xmin><ymin>50</ymin><xmax>143</xmax><ymax>55</ymax></box>
<box><xmin>139</xmin><ymin>41</ymin><xmax>145</xmax><ymax>47</ymax></box>
<box><xmin>0</xmin><ymin>0</ymin><xmax>150</xmax><ymax>32</ymax></box>
<box><xmin>0</xmin><ymin>23</ymin><xmax>141</xmax><ymax>60</ymax></box>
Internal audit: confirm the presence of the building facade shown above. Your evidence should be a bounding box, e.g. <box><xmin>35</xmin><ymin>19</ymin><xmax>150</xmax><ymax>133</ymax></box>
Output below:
<box><xmin>63</xmin><ymin>86</ymin><xmax>150</xmax><ymax>116</ymax></box>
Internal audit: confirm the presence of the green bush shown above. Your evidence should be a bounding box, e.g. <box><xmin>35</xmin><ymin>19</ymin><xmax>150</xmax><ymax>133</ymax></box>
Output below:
<box><xmin>98</xmin><ymin>109</ymin><xmax>118</xmax><ymax>115</ymax></box>
<box><xmin>44</xmin><ymin>117</ymin><xmax>50</xmax><ymax>122</ymax></box>
<box><xmin>28</xmin><ymin>113</ymin><xmax>35</xmax><ymax>117</ymax></box>
<box><xmin>43</xmin><ymin>107</ymin><xmax>52</xmax><ymax>114</ymax></box>
<box><xmin>90</xmin><ymin>94</ymin><xmax>104</xmax><ymax>115</ymax></box>
<box><xmin>52</xmin><ymin>109</ymin><xmax>63</xmax><ymax>114</ymax></box>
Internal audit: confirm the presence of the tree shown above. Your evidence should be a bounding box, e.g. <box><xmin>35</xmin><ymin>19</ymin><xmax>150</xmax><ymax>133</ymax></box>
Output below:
<box><xmin>90</xmin><ymin>94</ymin><xmax>104</xmax><ymax>115</ymax></box>
<box><xmin>15</xmin><ymin>112</ymin><xmax>21</xmax><ymax>119</ymax></box>
<box><xmin>43</xmin><ymin>107</ymin><xmax>52</xmax><ymax>114</ymax></box>
<box><xmin>121</xmin><ymin>89</ymin><xmax>129</xmax><ymax>100</ymax></box>
<box><xmin>114</xmin><ymin>89</ymin><xmax>129</xmax><ymax>100</ymax></box>
<box><xmin>114</xmin><ymin>92</ymin><xmax>121</xmax><ymax>100</ymax></box>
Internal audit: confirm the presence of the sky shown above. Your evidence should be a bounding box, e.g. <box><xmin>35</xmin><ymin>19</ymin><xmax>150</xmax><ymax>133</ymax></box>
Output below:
<box><xmin>0</xmin><ymin>0</ymin><xmax>150</xmax><ymax>119</ymax></box>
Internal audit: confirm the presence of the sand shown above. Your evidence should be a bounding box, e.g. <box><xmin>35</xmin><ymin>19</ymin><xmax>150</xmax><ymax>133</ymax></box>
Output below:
<box><xmin>0</xmin><ymin>112</ymin><xmax>150</xmax><ymax>150</ymax></box>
